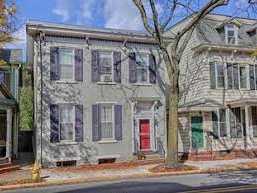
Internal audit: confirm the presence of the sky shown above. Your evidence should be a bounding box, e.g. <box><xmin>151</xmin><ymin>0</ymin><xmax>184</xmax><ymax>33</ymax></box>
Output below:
<box><xmin>6</xmin><ymin>0</ymin><xmax>254</xmax><ymax>60</ymax></box>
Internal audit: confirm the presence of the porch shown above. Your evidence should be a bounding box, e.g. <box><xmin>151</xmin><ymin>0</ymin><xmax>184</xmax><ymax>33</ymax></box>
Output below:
<box><xmin>0</xmin><ymin>106</ymin><xmax>15</xmax><ymax>164</ymax></box>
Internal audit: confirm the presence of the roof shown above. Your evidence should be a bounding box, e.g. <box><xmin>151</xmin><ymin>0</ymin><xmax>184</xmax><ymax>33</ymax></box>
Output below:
<box><xmin>26</xmin><ymin>20</ymin><xmax>156</xmax><ymax>44</ymax></box>
<box><xmin>0</xmin><ymin>49</ymin><xmax>22</xmax><ymax>64</ymax></box>
<box><xmin>195</xmin><ymin>15</ymin><xmax>257</xmax><ymax>47</ymax></box>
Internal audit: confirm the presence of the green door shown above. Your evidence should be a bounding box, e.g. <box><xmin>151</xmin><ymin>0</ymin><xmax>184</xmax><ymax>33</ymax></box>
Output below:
<box><xmin>191</xmin><ymin>116</ymin><xmax>203</xmax><ymax>149</ymax></box>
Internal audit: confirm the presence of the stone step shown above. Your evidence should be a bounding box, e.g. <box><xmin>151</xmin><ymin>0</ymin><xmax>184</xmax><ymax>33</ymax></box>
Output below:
<box><xmin>0</xmin><ymin>164</ymin><xmax>20</xmax><ymax>174</ymax></box>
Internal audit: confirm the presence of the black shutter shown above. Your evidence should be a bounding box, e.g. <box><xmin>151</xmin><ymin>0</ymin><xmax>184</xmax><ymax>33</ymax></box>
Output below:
<box><xmin>149</xmin><ymin>54</ymin><xmax>156</xmax><ymax>84</ymax></box>
<box><xmin>113</xmin><ymin>51</ymin><xmax>121</xmax><ymax>83</ymax></box>
<box><xmin>75</xmin><ymin>49</ymin><xmax>83</xmax><ymax>81</ymax></box>
<box><xmin>114</xmin><ymin>105</ymin><xmax>122</xmax><ymax>140</ymax></box>
<box><xmin>129</xmin><ymin>52</ymin><xmax>137</xmax><ymax>83</ymax></box>
<box><xmin>92</xmin><ymin>50</ymin><xmax>100</xmax><ymax>82</ymax></box>
<box><xmin>50</xmin><ymin>104</ymin><xmax>60</xmax><ymax>143</ymax></box>
<box><xmin>92</xmin><ymin>104</ymin><xmax>101</xmax><ymax>141</ymax></box>
<box><xmin>50</xmin><ymin>47</ymin><xmax>60</xmax><ymax>80</ymax></box>
<box><xmin>75</xmin><ymin>105</ymin><xmax>83</xmax><ymax>142</ymax></box>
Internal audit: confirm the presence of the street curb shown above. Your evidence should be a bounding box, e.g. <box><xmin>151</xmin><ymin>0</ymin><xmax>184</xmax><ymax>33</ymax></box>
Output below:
<box><xmin>0</xmin><ymin>167</ymin><xmax>256</xmax><ymax>191</ymax></box>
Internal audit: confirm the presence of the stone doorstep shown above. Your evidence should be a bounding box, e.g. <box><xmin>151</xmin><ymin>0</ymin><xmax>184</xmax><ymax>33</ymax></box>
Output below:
<box><xmin>0</xmin><ymin>164</ymin><xmax>20</xmax><ymax>174</ymax></box>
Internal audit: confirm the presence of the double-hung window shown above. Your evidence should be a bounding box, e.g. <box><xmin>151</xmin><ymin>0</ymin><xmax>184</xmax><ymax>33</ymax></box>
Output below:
<box><xmin>100</xmin><ymin>104</ymin><xmax>114</xmax><ymax>139</ymax></box>
<box><xmin>225</xmin><ymin>24</ymin><xmax>238</xmax><ymax>45</ymax></box>
<box><xmin>252</xmin><ymin>106</ymin><xmax>257</xmax><ymax>137</ymax></box>
<box><xmin>59</xmin><ymin>104</ymin><xmax>75</xmax><ymax>141</ymax></box>
<box><xmin>230</xmin><ymin>107</ymin><xmax>242</xmax><ymax>138</ymax></box>
<box><xmin>210</xmin><ymin>62</ymin><xmax>224</xmax><ymax>89</ymax></box>
<box><xmin>136</xmin><ymin>53</ymin><xmax>149</xmax><ymax>84</ymax></box>
<box><xmin>249</xmin><ymin>64</ymin><xmax>257</xmax><ymax>90</ymax></box>
<box><xmin>99</xmin><ymin>51</ymin><xmax>113</xmax><ymax>82</ymax></box>
<box><xmin>212</xmin><ymin>109</ymin><xmax>227</xmax><ymax>138</ymax></box>
<box><xmin>227</xmin><ymin>63</ymin><xmax>246</xmax><ymax>89</ymax></box>
<box><xmin>59</xmin><ymin>48</ymin><xmax>75</xmax><ymax>81</ymax></box>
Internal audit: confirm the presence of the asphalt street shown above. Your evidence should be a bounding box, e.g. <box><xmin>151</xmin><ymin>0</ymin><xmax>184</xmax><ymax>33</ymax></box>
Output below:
<box><xmin>4</xmin><ymin>170</ymin><xmax>257</xmax><ymax>193</ymax></box>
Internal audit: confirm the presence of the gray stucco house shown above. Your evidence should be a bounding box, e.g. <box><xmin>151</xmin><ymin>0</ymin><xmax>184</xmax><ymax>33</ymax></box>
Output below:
<box><xmin>27</xmin><ymin>13</ymin><xmax>257</xmax><ymax>167</ymax></box>
<box><xmin>26</xmin><ymin>21</ymin><xmax>167</xmax><ymax>167</ymax></box>
<box><xmin>0</xmin><ymin>49</ymin><xmax>22</xmax><ymax>164</ymax></box>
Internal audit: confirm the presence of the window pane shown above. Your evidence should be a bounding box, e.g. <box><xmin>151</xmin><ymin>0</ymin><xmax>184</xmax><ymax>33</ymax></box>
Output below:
<box><xmin>60</xmin><ymin>105</ymin><xmax>74</xmax><ymax>123</ymax></box>
<box><xmin>210</xmin><ymin>62</ymin><xmax>216</xmax><ymax>89</ymax></box>
<box><xmin>233</xmin><ymin>64</ymin><xmax>239</xmax><ymax>89</ymax></box>
<box><xmin>239</xmin><ymin>66</ymin><xmax>247</xmax><ymax>89</ymax></box>
<box><xmin>60</xmin><ymin>65</ymin><xmax>73</xmax><ymax>80</ymax></box>
<box><xmin>219</xmin><ymin>109</ymin><xmax>227</xmax><ymax>137</ymax></box>
<box><xmin>101</xmin><ymin>122</ymin><xmax>113</xmax><ymax>139</ymax></box>
<box><xmin>59</xmin><ymin>48</ymin><xmax>74</xmax><ymax>80</ymax></box>
<box><xmin>227</xmin><ymin>63</ymin><xmax>233</xmax><ymax>89</ymax></box>
<box><xmin>212</xmin><ymin>111</ymin><xmax>219</xmax><ymax>138</ymax></box>
<box><xmin>60</xmin><ymin>105</ymin><xmax>74</xmax><ymax>141</ymax></box>
<box><xmin>137</xmin><ymin>69</ymin><xmax>147</xmax><ymax>82</ymax></box>
<box><xmin>136</xmin><ymin>53</ymin><xmax>148</xmax><ymax>83</ymax></box>
<box><xmin>59</xmin><ymin>49</ymin><xmax>73</xmax><ymax>65</ymax></box>
<box><xmin>101</xmin><ymin>105</ymin><xmax>113</xmax><ymax>139</ymax></box>
<box><xmin>60</xmin><ymin>123</ymin><xmax>74</xmax><ymax>141</ymax></box>
<box><xmin>101</xmin><ymin>105</ymin><xmax>112</xmax><ymax>122</ymax></box>
<box><xmin>235</xmin><ymin>108</ymin><xmax>242</xmax><ymax>138</ymax></box>
<box><xmin>230</xmin><ymin>109</ymin><xmax>237</xmax><ymax>138</ymax></box>
<box><xmin>99</xmin><ymin>52</ymin><xmax>112</xmax><ymax>74</ymax></box>
<box><xmin>217</xmin><ymin>64</ymin><xmax>224</xmax><ymax>88</ymax></box>
<box><xmin>250</xmin><ymin>65</ymin><xmax>255</xmax><ymax>90</ymax></box>
<box><xmin>252</xmin><ymin>107</ymin><xmax>257</xmax><ymax>137</ymax></box>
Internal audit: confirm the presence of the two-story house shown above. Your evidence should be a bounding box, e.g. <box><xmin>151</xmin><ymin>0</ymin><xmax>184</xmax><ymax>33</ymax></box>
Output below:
<box><xmin>27</xmin><ymin>13</ymin><xmax>257</xmax><ymax>167</ymax></box>
<box><xmin>0</xmin><ymin>49</ymin><xmax>22</xmax><ymax>164</ymax></box>
<box><xmin>174</xmin><ymin>14</ymin><xmax>257</xmax><ymax>160</ymax></box>
<box><xmin>26</xmin><ymin>21</ymin><xmax>167</xmax><ymax>167</ymax></box>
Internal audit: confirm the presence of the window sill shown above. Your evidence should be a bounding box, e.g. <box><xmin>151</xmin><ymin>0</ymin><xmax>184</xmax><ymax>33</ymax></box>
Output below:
<box><xmin>132</xmin><ymin>83</ymin><xmax>153</xmax><ymax>86</ymax></box>
<box><xmin>55</xmin><ymin>81</ymin><xmax>80</xmax><ymax>84</ymax></box>
<box><xmin>98</xmin><ymin>140</ymin><xmax>118</xmax><ymax>144</ymax></box>
<box><xmin>97</xmin><ymin>82</ymin><xmax>117</xmax><ymax>85</ymax></box>
<box><xmin>56</xmin><ymin>141</ymin><xmax>79</xmax><ymax>145</ymax></box>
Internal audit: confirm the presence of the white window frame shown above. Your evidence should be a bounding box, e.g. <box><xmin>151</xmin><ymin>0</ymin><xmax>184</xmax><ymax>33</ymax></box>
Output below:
<box><xmin>100</xmin><ymin>103</ymin><xmax>115</xmax><ymax>140</ymax></box>
<box><xmin>226</xmin><ymin>63</ymin><xmax>247</xmax><ymax>90</ymax></box>
<box><xmin>211</xmin><ymin>62</ymin><xmax>225</xmax><ymax>89</ymax></box>
<box><xmin>59</xmin><ymin>48</ymin><xmax>75</xmax><ymax>81</ymax></box>
<box><xmin>59</xmin><ymin>104</ymin><xmax>75</xmax><ymax>142</ymax></box>
<box><xmin>135</xmin><ymin>53</ymin><xmax>150</xmax><ymax>84</ymax></box>
<box><xmin>239</xmin><ymin>65</ymin><xmax>247</xmax><ymax>89</ymax></box>
<box><xmin>213</xmin><ymin>109</ymin><xmax>227</xmax><ymax>138</ymax></box>
<box><xmin>225</xmin><ymin>24</ymin><xmax>238</xmax><ymax>45</ymax></box>
<box><xmin>98</xmin><ymin>51</ymin><xmax>114</xmax><ymax>83</ymax></box>
<box><xmin>249</xmin><ymin>64</ymin><xmax>257</xmax><ymax>90</ymax></box>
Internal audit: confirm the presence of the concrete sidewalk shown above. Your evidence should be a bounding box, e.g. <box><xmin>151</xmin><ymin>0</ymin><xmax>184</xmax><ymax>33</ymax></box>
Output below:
<box><xmin>1</xmin><ymin>158</ymin><xmax>257</xmax><ymax>190</ymax></box>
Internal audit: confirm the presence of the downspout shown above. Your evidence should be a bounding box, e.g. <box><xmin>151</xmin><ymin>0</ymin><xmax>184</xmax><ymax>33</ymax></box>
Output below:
<box><xmin>39</xmin><ymin>31</ymin><xmax>45</xmax><ymax>166</ymax></box>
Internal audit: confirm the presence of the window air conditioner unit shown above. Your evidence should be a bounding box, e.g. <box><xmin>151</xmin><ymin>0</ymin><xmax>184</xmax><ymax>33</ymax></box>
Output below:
<box><xmin>101</xmin><ymin>75</ymin><xmax>112</xmax><ymax>82</ymax></box>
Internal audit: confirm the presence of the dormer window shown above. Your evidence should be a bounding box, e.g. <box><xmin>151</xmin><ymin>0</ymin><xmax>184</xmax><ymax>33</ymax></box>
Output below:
<box><xmin>225</xmin><ymin>24</ymin><xmax>238</xmax><ymax>45</ymax></box>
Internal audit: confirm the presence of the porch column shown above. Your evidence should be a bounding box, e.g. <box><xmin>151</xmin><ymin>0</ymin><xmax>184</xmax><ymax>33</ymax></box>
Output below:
<box><xmin>245</xmin><ymin>105</ymin><xmax>250</xmax><ymax>149</ymax></box>
<box><xmin>131</xmin><ymin>101</ymin><xmax>136</xmax><ymax>154</ymax></box>
<box><xmin>6</xmin><ymin>108</ymin><xmax>12</xmax><ymax>162</ymax></box>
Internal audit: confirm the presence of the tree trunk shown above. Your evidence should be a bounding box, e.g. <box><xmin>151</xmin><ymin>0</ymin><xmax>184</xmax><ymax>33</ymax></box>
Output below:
<box><xmin>165</xmin><ymin>69</ymin><xmax>179</xmax><ymax>167</ymax></box>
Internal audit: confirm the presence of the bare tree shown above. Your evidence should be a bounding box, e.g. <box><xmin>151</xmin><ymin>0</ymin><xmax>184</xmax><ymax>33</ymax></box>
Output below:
<box><xmin>0</xmin><ymin>0</ymin><xmax>16</xmax><ymax>47</ymax></box>
<box><xmin>132</xmin><ymin>0</ymin><xmax>257</xmax><ymax>167</ymax></box>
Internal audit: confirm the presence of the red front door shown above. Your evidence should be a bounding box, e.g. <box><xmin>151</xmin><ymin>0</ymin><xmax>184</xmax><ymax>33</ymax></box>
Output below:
<box><xmin>139</xmin><ymin>119</ymin><xmax>150</xmax><ymax>151</ymax></box>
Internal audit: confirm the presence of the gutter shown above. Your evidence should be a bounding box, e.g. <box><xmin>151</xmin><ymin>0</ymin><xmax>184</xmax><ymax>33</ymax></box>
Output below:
<box><xmin>27</xmin><ymin>24</ymin><xmax>157</xmax><ymax>44</ymax></box>
<box><xmin>192</xmin><ymin>43</ymin><xmax>257</xmax><ymax>53</ymax></box>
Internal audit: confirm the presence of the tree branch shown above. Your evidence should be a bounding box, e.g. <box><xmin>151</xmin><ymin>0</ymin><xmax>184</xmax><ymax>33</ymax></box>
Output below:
<box><xmin>132</xmin><ymin>0</ymin><xmax>154</xmax><ymax>35</ymax></box>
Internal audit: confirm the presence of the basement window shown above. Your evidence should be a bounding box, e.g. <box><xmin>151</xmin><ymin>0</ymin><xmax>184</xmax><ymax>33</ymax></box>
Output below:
<box><xmin>98</xmin><ymin>158</ymin><xmax>116</xmax><ymax>164</ymax></box>
<box><xmin>56</xmin><ymin>160</ymin><xmax>77</xmax><ymax>167</ymax></box>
